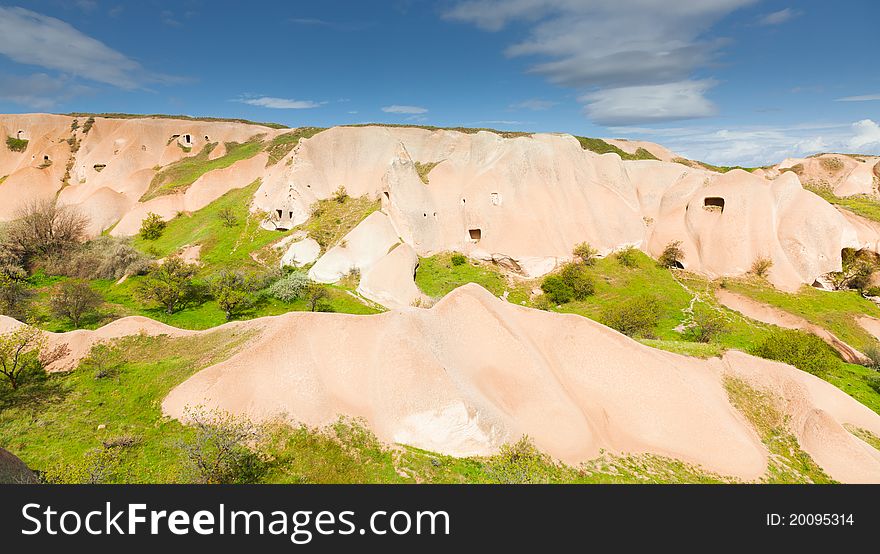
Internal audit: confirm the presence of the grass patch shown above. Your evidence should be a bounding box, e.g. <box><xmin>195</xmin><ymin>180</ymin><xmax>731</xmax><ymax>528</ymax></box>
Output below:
<box><xmin>414</xmin><ymin>161</ymin><xmax>439</xmax><ymax>184</ymax></box>
<box><xmin>5</xmin><ymin>136</ymin><xmax>28</xmax><ymax>152</ymax></box>
<box><xmin>344</xmin><ymin>123</ymin><xmax>531</xmax><ymax>139</ymax></box>
<box><xmin>574</xmin><ymin>137</ymin><xmax>659</xmax><ymax>161</ymax></box>
<box><xmin>722</xmin><ymin>276</ymin><xmax>880</xmax><ymax>353</ymax></box>
<box><xmin>723</xmin><ymin>377</ymin><xmax>835</xmax><ymax>483</ymax></box>
<box><xmin>845</xmin><ymin>425</ymin><xmax>880</xmax><ymax>451</ymax></box>
<box><xmin>803</xmin><ymin>182</ymin><xmax>880</xmax><ymax>223</ymax></box>
<box><xmin>140</xmin><ymin>136</ymin><xmax>265</xmax><ymax>201</ymax></box>
<box><xmin>302</xmin><ymin>195</ymin><xmax>381</xmax><ymax>250</ymax></box>
<box><xmin>264</xmin><ymin>127</ymin><xmax>325</xmax><ymax>166</ymax></box>
<box><xmin>414</xmin><ymin>252</ymin><xmax>532</xmax><ymax>304</ymax></box>
<box><xmin>672</xmin><ymin>157</ymin><xmax>757</xmax><ymax>173</ymax></box>
<box><xmin>0</xmin><ymin>330</ymin><xmax>253</xmax><ymax>483</ymax></box>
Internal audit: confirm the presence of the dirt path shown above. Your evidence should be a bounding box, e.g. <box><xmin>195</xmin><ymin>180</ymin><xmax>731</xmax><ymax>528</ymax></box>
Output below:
<box><xmin>715</xmin><ymin>289</ymin><xmax>869</xmax><ymax>365</ymax></box>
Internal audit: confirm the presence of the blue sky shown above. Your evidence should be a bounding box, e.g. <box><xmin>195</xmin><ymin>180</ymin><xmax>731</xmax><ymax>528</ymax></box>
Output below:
<box><xmin>0</xmin><ymin>0</ymin><xmax>878</xmax><ymax>165</ymax></box>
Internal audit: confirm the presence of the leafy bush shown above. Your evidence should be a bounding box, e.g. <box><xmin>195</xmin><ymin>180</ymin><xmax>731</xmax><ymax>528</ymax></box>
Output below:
<box><xmin>559</xmin><ymin>262</ymin><xmax>595</xmax><ymax>300</ymax></box>
<box><xmin>572</xmin><ymin>242</ymin><xmax>598</xmax><ymax>266</ymax></box>
<box><xmin>658</xmin><ymin>240</ymin><xmax>684</xmax><ymax>269</ymax></box>
<box><xmin>750</xmin><ymin>329</ymin><xmax>842</xmax><ymax>378</ymax></box>
<box><xmin>268</xmin><ymin>270</ymin><xmax>310</xmax><ymax>302</ymax></box>
<box><xmin>864</xmin><ymin>286</ymin><xmax>880</xmax><ymax>298</ymax></box>
<box><xmin>540</xmin><ymin>275</ymin><xmax>574</xmax><ymax>304</ymax></box>
<box><xmin>139</xmin><ymin>212</ymin><xmax>166</xmax><ymax>241</ymax></box>
<box><xmin>750</xmin><ymin>256</ymin><xmax>773</xmax><ymax>278</ymax></box>
<box><xmin>616</xmin><ymin>246</ymin><xmax>639</xmax><ymax>267</ymax></box>
<box><xmin>177</xmin><ymin>408</ymin><xmax>265</xmax><ymax>484</ymax></box>
<box><xmin>5</xmin><ymin>136</ymin><xmax>28</xmax><ymax>152</ymax></box>
<box><xmin>867</xmin><ymin>374</ymin><xmax>880</xmax><ymax>395</ymax></box>
<box><xmin>829</xmin><ymin>248</ymin><xmax>876</xmax><ymax>291</ymax></box>
<box><xmin>863</xmin><ymin>345</ymin><xmax>880</xmax><ymax>370</ymax></box>
<box><xmin>601</xmin><ymin>295</ymin><xmax>661</xmax><ymax>337</ymax></box>
<box><xmin>0</xmin><ymin>264</ymin><xmax>32</xmax><ymax>319</ymax></box>
<box><xmin>483</xmin><ymin>436</ymin><xmax>559</xmax><ymax>484</ymax></box>
<box><xmin>451</xmin><ymin>253</ymin><xmax>467</xmax><ymax>266</ymax></box>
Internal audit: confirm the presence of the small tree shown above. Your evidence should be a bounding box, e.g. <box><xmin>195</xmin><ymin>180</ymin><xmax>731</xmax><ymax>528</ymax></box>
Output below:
<box><xmin>217</xmin><ymin>207</ymin><xmax>239</xmax><ymax>228</ymax></box>
<box><xmin>540</xmin><ymin>275</ymin><xmax>574</xmax><ymax>304</ymax></box>
<box><xmin>177</xmin><ymin>408</ymin><xmax>264</xmax><ymax>484</ymax></box>
<box><xmin>137</xmin><ymin>256</ymin><xmax>196</xmax><ymax>315</ymax></box>
<box><xmin>306</xmin><ymin>282</ymin><xmax>330</xmax><ymax>312</ymax></box>
<box><xmin>50</xmin><ymin>279</ymin><xmax>103</xmax><ymax>327</ymax></box>
<box><xmin>750</xmin><ymin>256</ymin><xmax>773</xmax><ymax>278</ymax></box>
<box><xmin>658</xmin><ymin>240</ymin><xmax>684</xmax><ymax>269</ymax></box>
<box><xmin>139</xmin><ymin>212</ymin><xmax>166</xmax><ymax>241</ymax></box>
<box><xmin>0</xmin><ymin>325</ymin><xmax>46</xmax><ymax>390</ymax></box>
<box><xmin>209</xmin><ymin>270</ymin><xmax>252</xmax><ymax>320</ymax></box>
<box><xmin>572</xmin><ymin>242</ymin><xmax>598</xmax><ymax>266</ymax></box>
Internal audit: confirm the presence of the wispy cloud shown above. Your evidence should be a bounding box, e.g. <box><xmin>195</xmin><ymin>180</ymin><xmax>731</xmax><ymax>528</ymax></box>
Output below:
<box><xmin>288</xmin><ymin>17</ymin><xmax>372</xmax><ymax>31</ymax></box>
<box><xmin>0</xmin><ymin>6</ymin><xmax>172</xmax><ymax>89</ymax></box>
<box><xmin>446</xmin><ymin>0</ymin><xmax>756</xmax><ymax>126</ymax></box>
<box><xmin>836</xmin><ymin>93</ymin><xmax>880</xmax><ymax>102</ymax></box>
<box><xmin>509</xmin><ymin>99</ymin><xmax>557</xmax><ymax>111</ymax></box>
<box><xmin>236</xmin><ymin>95</ymin><xmax>324</xmax><ymax>109</ymax></box>
<box><xmin>0</xmin><ymin>72</ymin><xmax>93</xmax><ymax>109</ymax></box>
<box><xmin>609</xmin><ymin>120</ymin><xmax>880</xmax><ymax>166</ymax></box>
<box><xmin>382</xmin><ymin>105</ymin><xmax>428</xmax><ymax>114</ymax></box>
<box><xmin>757</xmin><ymin>8</ymin><xmax>801</xmax><ymax>26</ymax></box>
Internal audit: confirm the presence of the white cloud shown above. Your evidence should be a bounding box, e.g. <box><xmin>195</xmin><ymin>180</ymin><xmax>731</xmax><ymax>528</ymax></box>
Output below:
<box><xmin>237</xmin><ymin>96</ymin><xmax>323</xmax><ymax>109</ymax></box>
<box><xmin>510</xmin><ymin>99</ymin><xmax>557</xmax><ymax>110</ymax></box>
<box><xmin>446</xmin><ymin>0</ymin><xmax>756</xmax><ymax>125</ymax></box>
<box><xmin>836</xmin><ymin>93</ymin><xmax>880</xmax><ymax>102</ymax></box>
<box><xmin>609</xmin><ymin>120</ymin><xmax>880</xmax><ymax>167</ymax></box>
<box><xmin>0</xmin><ymin>72</ymin><xmax>93</xmax><ymax>109</ymax></box>
<box><xmin>850</xmin><ymin>119</ymin><xmax>880</xmax><ymax>151</ymax></box>
<box><xmin>0</xmin><ymin>6</ymin><xmax>163</xmax><ymax>89</ymax></box>
<box><xmin>382</xmin><ymin>105</ymin><xmax>428</xmax><ymax>114</ymax></box>
<box><xmin>757</xmin><ymin>8</ymin><xmax>801</xmax><ymax>26</ymax></box>
<box><xmin>581</xmin><ymin>80</ymin><xmax>717</xmax><ymax>125</ymax></box>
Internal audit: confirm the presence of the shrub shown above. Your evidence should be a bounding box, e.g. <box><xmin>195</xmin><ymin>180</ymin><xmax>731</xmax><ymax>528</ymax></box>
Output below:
<box><xmin>5</xmin><ymin>136</ymin><xmax>28</xmax><ymax>152</ymax></box>
<box><xmin>176</xmin><ymin>408</ymin><xmax>265</xmax><ymax>484</ymax></box>
<box><xmin>50</xmin><ymin>279</ymin><xmax>103</xmax><ymax>327</ymax></box>
<box><xmin>820</xmin><ymin>156</ymin><xmax>843</xmax><ymax>173</ymax></box>
<box><xmin>686</xmin><ymin>308</ymin><xmax>727</xmax><ymax>343</ymax></box>
<box><xmin>0</xmin><ymin>264</ymin><xmax>33</xmax><ymax>320</ymax></box>
<box><xmin>451</xmin><ymin>253</ymin><xmax>467</xmax><ymax>266</ymax></box>
<box><xmin>829</xmin><ymin>248</ymin><xmax>876</xmax><ymax>291</ymax></box>
<box><xmin>540</xmin><ymin>275</ymin><xmax>574</xmax><ymax>304</ymax></box>
<box><xmin>862</xmin><ymin>345</ymin><xmax>880</xmax><ymax>370</ymax></box>
<box><xmin>332</xmin><ymin>185</ymin><xmax>349</xmax><ymax>204</ymax></box>
<box><xmin>601</xmin><ymin>295</ymin><xmax>661</xmax><ymax>337</ymax></box>
<box><xmin>483</xmin><ymin>436</ymin><xmax>558</xmax><ymax>484</ymax></box>
<box><xmin>750</xmin><ymin>329</ymin><xmax>841</xmax><ymax>378</ymax></box>
<box><xmin>43</xmin><ymin>236</ymin><xmax>151</xmax><ymax>280</ymax></box>
<box><xmin>217</xmin><ymin>207</ymin><xmax>238</xmax><ymax>227</ymax></box>
<box><xmin>750</xmin><ymin>256</ymin><xmax>773</xmax><ymax>278</ymax></box>
<box><xmin>559</xmin><ymin>262</ymin><xmax>595</xmax><ymax>300</ymax></box>
<box><xmin>572</xmin><ymin>242</ymin><xmax>598</xmax><ymax>266</ymax></box>
<box><xmin>864</xmin><ymin>286</ymin><xmax>880</xmax><ymax>298</ymax></box>
<box><xmin>4</xmin><ymin>200</ymin><xmax>89</xmax><ymax>266</ymax></box>
<box><xmin>268</xmin><ymin>270</ymin><xmax>310</xmax><ymax>302</ymax></box>
<box><xmin>139</xmin><ymin>212</ymin><xmax>166</xmax><ymax>240</ymax></box>
<box><xmin>616</xmin><ymin>246</ymin><xmax>639</xmax><ymax>267</ymax></box>
<box><xmin>867</xmin><ymin>374</ymin><xmax>880</xmax><ymax>395</ymax></box>
<box><xmin>658</xmin><ymin>240</ymin><xmax>684</xmax><ymax>269</ymax></box>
